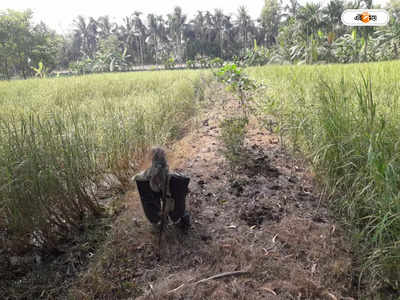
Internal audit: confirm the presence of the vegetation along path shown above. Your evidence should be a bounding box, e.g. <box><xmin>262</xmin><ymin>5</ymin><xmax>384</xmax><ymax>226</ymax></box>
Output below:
<box><xmin>2</xmin><ymin>63</ymin><xmax>399</xmax><ymax>299</ymax></box>
<box><xmin>70</xmin><ymin>100</ymin><xmax>353</xmax><ymax>300</ymax></box>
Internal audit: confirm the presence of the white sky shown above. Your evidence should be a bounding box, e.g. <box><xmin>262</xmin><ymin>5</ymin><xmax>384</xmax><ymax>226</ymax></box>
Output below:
<box><xmin>0</xmin><ymin>0</ymin><xmax>389</xmax><ymax>34</ymax></box>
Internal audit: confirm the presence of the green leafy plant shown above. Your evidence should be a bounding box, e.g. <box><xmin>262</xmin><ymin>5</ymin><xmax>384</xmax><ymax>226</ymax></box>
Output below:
<box><xmin>164</xmin><ymin>57</ymin><xmax>176</xmax><ymax>69</ymax></box>
<box><xmin>241</xmin><ymin>40</ymin><xmax>271</xmax><ymax>66</ymax></box>
<box><xmin>30</xmin><ymin>61</ymin><xmax>47</xmax><ymax>78</ymax></box>
<box><xmin>209</xmin><ymin>57</ymin><xmax>224</xmax><ymax>68</ymax></box>
<box><xmin>219</xmin><ymin>116</ymin><xmax>249</xmax><ymax>167</ymax></box>
<box><xmin>215</xmin><ymin>63</ymin><xmax>260</xmax><ymax>168</ymax></box>
<box><xmin>198</xmin><ymin>57</ymin><xmax>209</xmax><ymax>68</ymax></box>
<box><xmin>186</xmin><ymin>59</ymin><xmax>196</xmax><ymax>69</ymax></box>
<box><xmin>215</xmin><ymin>63</ymin><xmax>258</xmax><ymax>117</ymax></box>
<box><xmin>69</xmin><ymin>57</ymin><xmax>94</xmax><ymax>75</ymax></box>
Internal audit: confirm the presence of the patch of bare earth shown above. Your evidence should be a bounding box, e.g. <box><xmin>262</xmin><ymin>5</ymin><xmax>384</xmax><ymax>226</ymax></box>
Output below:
<box><xmin>69</xmin><ymin>100</ymin><xmax>354</xmax><ymax>300</ymax></box>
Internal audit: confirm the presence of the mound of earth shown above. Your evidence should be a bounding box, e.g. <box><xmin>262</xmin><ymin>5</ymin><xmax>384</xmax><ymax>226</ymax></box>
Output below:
<box><xmin>69</xmin><ymin>102</ymin><xmax>354</xmax><ymax>300</ymax></box>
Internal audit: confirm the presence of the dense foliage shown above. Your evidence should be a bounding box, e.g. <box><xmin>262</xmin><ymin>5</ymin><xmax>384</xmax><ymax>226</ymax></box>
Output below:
<box><xmin>1</xmin><ymin>0</ymin><xmax>400</xmax><ymax>78</ymax></box>
<box><xmin>251</xmin><ymin>62</ymin><xmax>400</xmax><ymax>297</ymax></box>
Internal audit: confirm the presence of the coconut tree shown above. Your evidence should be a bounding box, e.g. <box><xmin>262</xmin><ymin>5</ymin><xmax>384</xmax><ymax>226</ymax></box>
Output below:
<box><xmin>212</xmin><ymin>9</ymin><xmax>226</xmax><ymax>58</ymax></box>
<box><xmin>73</xmin><ymin>16</ymin><xmax>90</xmax><ymax>56</ymax></box>
<box><xmin>167</xmin><ymin>6</ymin><xmax>187</xmax><ymax>61</ymax></box>
<box><xmin>322</xmin><ymin>0</ymin><xmax>345</xmax><ymax>36</ymax></box>
<box><xmin>192</xmin><ymin>11</ymin><xmax>206</xmax><ymax>42</ymax></box>
<box><xmin>221</xmin><ymin>14</ymin><xmax>235</xmax><ymax>59</ymax></box>
<box><xmin>119</xmin><ymin>15</ymin><xmax>140</xmax><ymax>65</ymax></box>
<box><xmin>284</xmin><ymin>0</ymin><xmax>300</xmax><ymax>18</ymax></box>
<box><xmin>97</xmin><ymin>15</ymin><xmax>116</xmax><ymax>39</ymax></box>
<box><xmin>86</xmin><ymin>17</ymin><xmax>98</xmax><ymax>57</ymax></box>
<box><xmin>132</xmin><ymin>11</ymin><xmax>147</xmax><ymax>66</ymax></box>
<box><xmin>235</xmin><ymin>6</ymin><xmax>255</xmax><ymax>55</ymax></box>
<box><xmin>296</xmin><ymin>3</ymin><xmax>324</xmax><ymax>39</ymax></box>
<box><xmin>147</xmin><ymin>14</ymin><xmax>158</xmax><ymax>64</ymax></box>
<box><xmin>260</xmin><ymin>0</ymin><xmax>282</xmax><ymax>47</ymax></box>
<box><xmin>147</xmin><ymin>14</ymin><xmax>169</xmax><ymax>64</ymax></box>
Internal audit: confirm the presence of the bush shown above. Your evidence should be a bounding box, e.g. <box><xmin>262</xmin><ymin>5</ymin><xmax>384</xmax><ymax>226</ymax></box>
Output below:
<box><xmin>242</xmin><ymin>47</ymin><xmax>271</xmax><ymax>66</ymax></box>
<box><xmin>164</xmin><ymin>57</ymin><xmax>176</xmax><ymax>69</ymax></box>
<box><xmin>209</xmin><ymin>57</ymin><xmax>224</xmax><ymax>68</ymax></box>
<box><xmin>69</xmin><ymin>58</ymin><xmax>94</xmax><ymax>75</ymax></box>
<box><xmin>219</xmin><ymin>116</ymin><xmax>249</xmax><ymax>167</ymax></box>
<box><xmin>186</xmin><ymin>59</ymin><xmax>196</xmax><ymax>69</ymax></box>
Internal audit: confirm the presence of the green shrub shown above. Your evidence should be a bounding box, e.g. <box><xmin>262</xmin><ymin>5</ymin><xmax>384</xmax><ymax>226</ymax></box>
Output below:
<box><xmin>215</xmin><ymin>63</ymin><xmax>259</xmax><ymax>117</ymax></box>
<box><xmin>186</xmin><ymin>59</ymin><xmax>196</xmax><ymax>69</ymax></box>
<box><xmin>209</xmin><ymin>57</ymin><xmax>224</xmax><ymax>68</ymax></box>
<box><xmin>164</xmin><ymin>57</ymin><xmax>176</xmax><ymax>69</ymax></box>
<box><xmin>219</xmin><ymin>116</ymin><xmax>249</xmax><ymax>167</ymax></box>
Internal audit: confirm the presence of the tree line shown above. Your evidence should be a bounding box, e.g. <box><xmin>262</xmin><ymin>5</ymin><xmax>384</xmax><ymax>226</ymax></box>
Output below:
<box><xmin>1</xmin><ymin>0</ymin><xmax>400</xmax><ymax>79</ymax></box>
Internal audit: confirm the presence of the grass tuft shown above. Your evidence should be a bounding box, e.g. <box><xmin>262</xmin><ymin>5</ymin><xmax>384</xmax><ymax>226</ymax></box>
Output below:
<box><xmin>251</xmin><ymin>61</ymin><xmax>400</xmax><ymax>297</ymax></box>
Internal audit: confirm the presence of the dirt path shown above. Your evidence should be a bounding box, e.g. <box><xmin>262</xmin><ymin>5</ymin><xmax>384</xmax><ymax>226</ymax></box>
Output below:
<box><xmin>70</xmin><ymin>102</ymin><xmax>354</xmax><ymax>300</ymax></box>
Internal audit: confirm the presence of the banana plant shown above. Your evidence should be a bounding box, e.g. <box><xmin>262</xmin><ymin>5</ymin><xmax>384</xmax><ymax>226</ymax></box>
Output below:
<box><xmin>30</xmin><ymin>61</ymin><xmax>47</xmax><ymax>78</ymax></box>
<box><xmin>333</xmin><ymin>29</ymin><xmax>362</xmax><ymax>63</ymax></box>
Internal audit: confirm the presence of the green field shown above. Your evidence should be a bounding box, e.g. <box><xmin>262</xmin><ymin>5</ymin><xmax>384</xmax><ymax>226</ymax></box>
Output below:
<box><xmin>0</xmin><ymin>70</ymin><xmax>211</xmax><ymax>253</ymax></box>
<box><xmin>1</xmin><ymin>62</ymin><xmax>399</xmax><ymax>295</ymax></box>
<box><xmin>250</xmin><ymin>61</ymin><xmax>400</xmax><ymax>293</ymax></box>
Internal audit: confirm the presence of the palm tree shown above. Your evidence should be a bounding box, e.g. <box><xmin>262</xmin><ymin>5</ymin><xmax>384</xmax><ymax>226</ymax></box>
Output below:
<box><xmin>297</xmin><ymin>3</ymin><xmax>323</xmax><ymax>39</ymax></box>
<box><xmin>133</xmin><ymin>11</ymin><xmax>147</xmax><ymax>67</ymax></box>
<box><xmin>212</xmin><ymin>9</ymin><xmax>225</xmax><ymax>57</ymax></box>
<box><xmin>147</xmin><ymin>14</ymin><xmax>158</xmax><ymax>64</ymax></box>
<box><xmin>322</xmin><ymin>0</ymin><xmax>345</xmax><ymax>35</ymax></box>
<box><xmin>72</xmin><ymin>16</ymin><xmax>99</xmax><ymax>58</ymax></box>
<box><xmin>73</xmin><ymin>16</ymin><xmax>88</xmax><ymax>56</ymax></box>
<box><xmin>188</xmin><ymin>11</ymin><xmax>206</xmax><ymax>57</ymax></box>
<box><xmin>285</xmin><ymin>0</ymin><xmax>300</xmax><ymax>18</ymax></box>
<box><xmin>97</xmin><ymin>15</ymin><xmax>116</xmax><ymax>39</ymax></box>
<box><xmin>167</xmin><ymin>6</ymin><xmax>187</xmax><ymax>61</ymax></box>
<box><xmin>192</xmin><ymin>11</ymin><xmax>205</xmax><ymax>41</ymax></box>
<box><xmin>119</xmin><ymin>15</ymin><xmax>138</xmax><ymax>65</ymax></box>
<box><xmin>86</xmin><ymin>17</ymin><xmax>98</xmax><ymax>57</ymax></box>
<box><xmin>235</xmin><ymin>6</ymin><xmax>255</xmax><ymax>55</ymax></box>
<box><xmin>147</xmin><ymin>14</ymin><xmax>168</xmax><ymax>64</ymax></box>
<box><xmin>261</xmin><ymin>0</ymin><xmax>282</xmax><ymax>47</ymax></box>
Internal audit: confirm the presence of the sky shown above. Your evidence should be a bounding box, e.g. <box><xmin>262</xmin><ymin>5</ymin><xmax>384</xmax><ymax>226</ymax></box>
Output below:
<box><xmin>0</xmin><ymin>0</ymin><xmax>390</xmax><ymax>34</ymax></box>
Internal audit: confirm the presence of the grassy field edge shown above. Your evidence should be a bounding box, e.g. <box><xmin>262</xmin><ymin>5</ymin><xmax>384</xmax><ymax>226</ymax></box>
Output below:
<box><xmin>251</xmin><ymin>61</ymin><xmax>400</xmax><ymax>298</ymax></box>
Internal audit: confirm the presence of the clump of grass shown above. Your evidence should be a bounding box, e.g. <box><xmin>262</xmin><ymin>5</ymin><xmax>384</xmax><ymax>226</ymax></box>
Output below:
<box><xmin>0</xmin><ymin>112</ymin><xmax>102</xmax><ymax>252</ymax></box>
<box><xmin>0</xmin><ymin>70</ymin><xmax>212</xmax><ymax>253</ymax></box>
<box><xmin>251</xmin><ymin>62</ymin><xmax>400</xmax><ymax>296</ymax></box>
<box><xmin>313</xmin><ymin>76</ymin><xmax>400</xmax><ymax>294</ymax></box>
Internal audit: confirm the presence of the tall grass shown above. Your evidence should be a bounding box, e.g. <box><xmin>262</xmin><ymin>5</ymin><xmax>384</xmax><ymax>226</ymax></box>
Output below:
<box><xmin>0</xmin><ymin>70</ymin><xmax>211</xmax><ymax>252</ymax></box>
<box><xmin>250</xmin><ymin>61</ymin><xmax>400</xmax><ymax>296</ymax></box>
